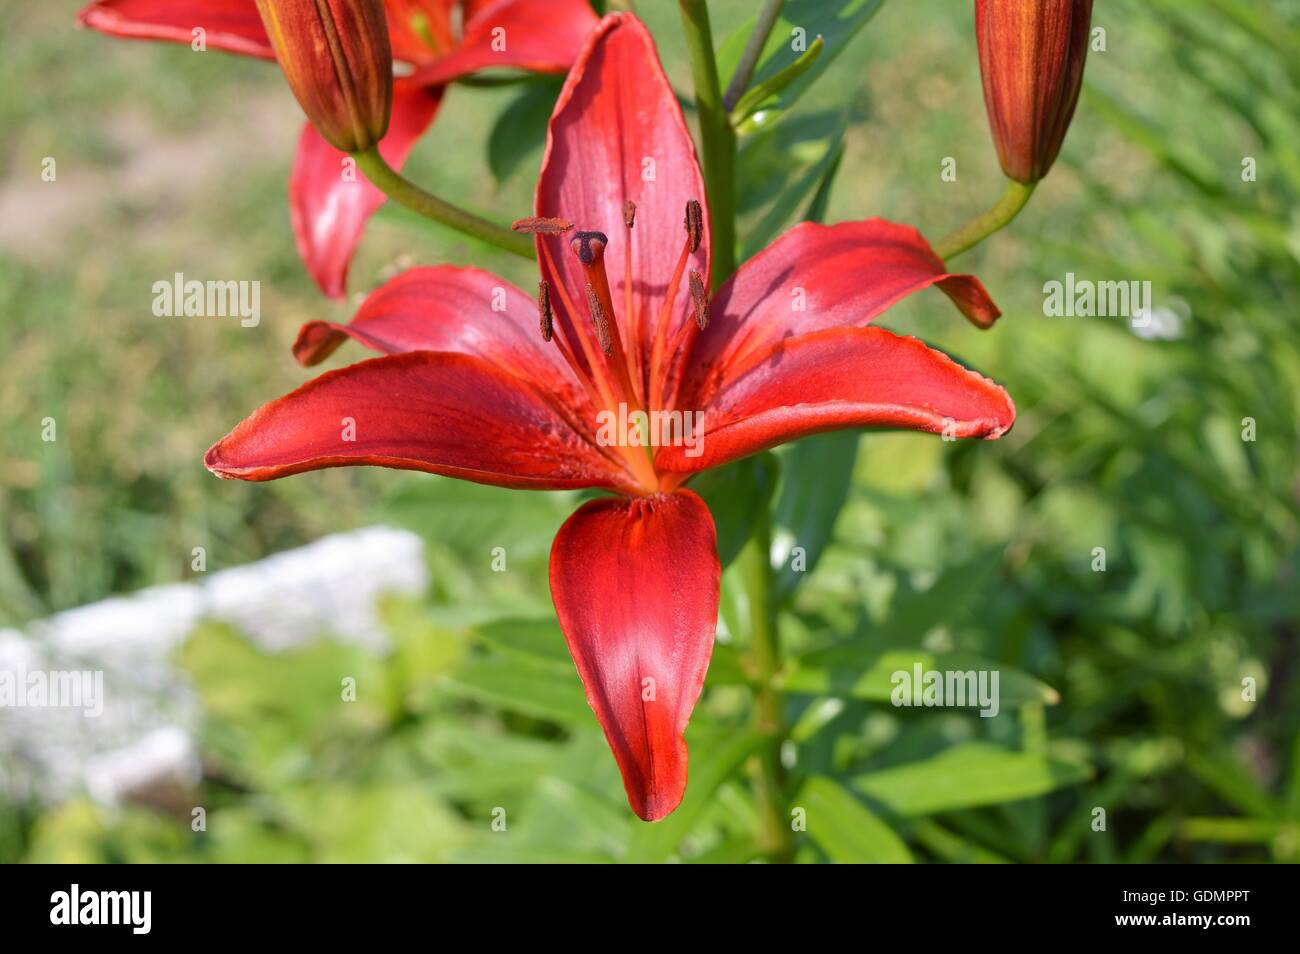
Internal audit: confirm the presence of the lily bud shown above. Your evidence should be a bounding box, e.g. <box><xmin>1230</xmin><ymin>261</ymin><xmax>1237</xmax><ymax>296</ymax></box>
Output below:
<box><xmin>254</xmin><ymin>0</ymin><xmax>393</xmax><ymax>153</ymax></box>
<box><xmin>975</xmin><ymin>0</ymin><xmax>1093</xmax><ymax>184</ymax></box>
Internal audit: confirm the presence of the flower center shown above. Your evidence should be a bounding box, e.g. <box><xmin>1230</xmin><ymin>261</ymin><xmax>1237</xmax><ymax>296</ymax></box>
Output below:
<box><xmin>513</xmin><ymin>200</ymin><xmax>710</xmax><ymax>495</ymax></box>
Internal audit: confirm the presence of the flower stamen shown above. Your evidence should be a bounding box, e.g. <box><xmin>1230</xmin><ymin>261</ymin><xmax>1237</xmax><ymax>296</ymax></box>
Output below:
<box><xmin>570</xmin><ymin>230</ymin><xmax>637</xmax><ymax>401</ymax></box>
<box><xmin>513</xmin><ymin>216</ymin><xmax>575</xmax><ymax>235</ymax></box>
<box><xmin>584</xmin><ymin>282</ymin><xmax>612</xmax><ymax>355</ymax></box>
<box><xmin>648</xmin><ymin>199</ymin><xmax>704</xmax><ymax>411</ymax></box>
<box><xmin>688</xmin><ymin>270</ymin><xmax>709</xmax><ymax>330</ymax></box>
<box><xmin>537</xmin><ymin>280</ymin><xmax>554</xmax><ymax>342</ymax></box>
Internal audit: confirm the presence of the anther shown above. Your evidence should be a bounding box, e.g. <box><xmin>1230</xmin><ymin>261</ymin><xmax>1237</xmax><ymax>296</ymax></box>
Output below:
<box><xmin>623</xmin><ymin>200</ymin><xmax>637</xmax><ymax>229</ymax></box>
<box><xmin>688</xmin><ymin>270</ymin><xmax>709</xmax><ymax>330</ymax></box>
<box><xmin>537</xmin><ymin>281</ymin><xmax>554</xmax><ymax>342</ymax></box>
<box><xmin>585</xmin><ymin>283</ymin><xmax>613</xmax><ymax>355</ymax></box>
<box><xmin>683</xmin><ymin>199</ymin><xmax>703</xmax><ymax>253</ymax></box>
<box><xmin>512</xmin><ymin>216</ymin><xmax>574</xmax><ymax>235</ymax></box>
<box><xmin>570</xmin><ymin>230</ymin><xmax>608</xmax><ymax>266</ymax></box>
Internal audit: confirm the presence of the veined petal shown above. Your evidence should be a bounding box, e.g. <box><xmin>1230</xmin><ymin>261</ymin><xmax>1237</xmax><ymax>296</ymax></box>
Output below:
<box><xmin>205</xmin><ymin>351</ymin><xmax>629</xmax><ymax>490</ymax></box>
<box><xmin>292</xmin><ymin>265</ymin><xmax>594</xmax><ymax>419</ymax></box>
<box><xmin>549</xmin><ymin>489</ymin><xmax>720</xmax><ymax>821</ymax></box>
<box><xmin>407</xmin><ymin>0</ymin><xmax>598</xmax><ymax>86</ymax></box>
<box><xmin>657</xmin><ymin>327</ymin><xmax>1015</xmax><ymax>474</ymax></box>
<box><xmin>76</xmin><ymin>0</ymin><xmax>273</xmax><ymax>58</ymax></box>
<box><xmin>290</xmin><ymin>81</ymin><xmax>442</xmax><ymax>299</ymax></box>
<box><xmin>534</xmin><ymin>13</ymin><xmax>708</xmax><ymax>365</ymax></box>
<box><xmin>678</xmin><ymin>219</ymin><xmax>1000</xmax><ymax>411</ymax></box>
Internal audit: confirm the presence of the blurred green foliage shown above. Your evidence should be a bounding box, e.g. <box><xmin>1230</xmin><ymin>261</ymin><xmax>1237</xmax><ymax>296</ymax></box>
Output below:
<box><xmin>2</xmin><ymin>0</ymin><xmax>1298</xmax><ymax>862</ymax></box>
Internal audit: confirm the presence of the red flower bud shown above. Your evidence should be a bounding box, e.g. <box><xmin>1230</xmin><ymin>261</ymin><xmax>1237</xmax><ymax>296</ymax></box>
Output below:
<box><xmin>254</xmin><ymin>0</ymin><xmax>393</xmax><ymax>153</ymax></box>
<box><xmin>975</xmin><ymin>0</ymin><xmax>1093</xmax><ymax>183</ymax></box>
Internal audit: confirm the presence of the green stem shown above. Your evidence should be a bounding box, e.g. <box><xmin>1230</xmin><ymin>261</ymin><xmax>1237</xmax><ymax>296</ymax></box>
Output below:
<box><xmin>739</xmin><ymin>508</ymin><xmax>795</xmax><ymax>864</ymax></box>
<box><xmin>723</xmin><ymin>0</ymin><xmax>786</xmax><ymax>111</ymax></box>
<box><xmin>932</xmin><ymin>178</ymin><xmax>1036</xmax><ymax>261</ymax></box>
<box><xmin>677</xmin><ymin>0</ymin><xmax>736</xmax><ymax>286</ymax></box>
<box><xmin>353</xmin><ymin>146</ymin><xmax>534</xmax><ymax>260</ymax></box>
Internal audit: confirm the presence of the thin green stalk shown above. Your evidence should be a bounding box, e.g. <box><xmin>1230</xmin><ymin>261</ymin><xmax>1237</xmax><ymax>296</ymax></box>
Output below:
<box><xmin>353</xmin><ymin>146</ymin><xmax>534</xmax><ymax>259</ymax></box>
<box><xmin>723</xmin><ymin>0</ymin><xmax>786</xmax><ymax>111</ymax></box>
<box><xmin>677</xmin><ymin>0</ymin><xmax>736</xmax><ymax>285</ymax></box>
<box><xmin>739</xmin><ymin>509</ymin><xmax>795</xmax><ymax>864</ymax></box>
<box><xmin>933</xmin><ymin>178</ymin><xmax>1036</xmax><ymax>261</ymax></box>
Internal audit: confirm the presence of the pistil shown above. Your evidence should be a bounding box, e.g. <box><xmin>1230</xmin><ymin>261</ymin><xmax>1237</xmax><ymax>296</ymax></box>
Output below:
<box><xmin>570</xmin><ymin>231</ymin><xmax>639</xmax><ymax>405</ymax></box>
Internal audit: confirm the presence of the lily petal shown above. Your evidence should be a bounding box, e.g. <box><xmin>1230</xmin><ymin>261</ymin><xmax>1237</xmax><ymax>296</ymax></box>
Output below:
<box><xmin>290</xmin><ymin>81</ymin><xmax>442</xmax><ymax>299</ymax></box>
<box><xmin>678</xmin><ymin>219</ymin><xmax>1000</xmax><ymax>410</ymax></box>
<box><xmin>549</xmin><ymin>489</ymin><xmax>720</xmax><ymax>821</ymax></box>
<box><xmin>407</xmin><ymin>0</ymin><xmax>599</xmax><ymax>86</ymax></box>
<box><xmin>76</xmin><ymin>0</ymin><xmax>273</xmax><ymax>58</ymax></box>
<box><xmin>292</xmin><ymin>265</ymin><xmax>593</xmax><ymax>416</ymax></box>
<box><xmin>206</xmin><ymin>351</ymin><xmax>629</xmax><ymax>490</ymax></box>
<box><xmin>535</xmin><ymin>13</ymin><xmax>709</xmax><ymax>362</ymax></box>
<box><xmin>385</xmin><ymin>0</ymin><xmax>455</xmax><ymax>67</ymax></box>
<box><xmin>657</xmin><ymin>327</ymin><xmax>1016</xmax><ymax>474</ymax></box>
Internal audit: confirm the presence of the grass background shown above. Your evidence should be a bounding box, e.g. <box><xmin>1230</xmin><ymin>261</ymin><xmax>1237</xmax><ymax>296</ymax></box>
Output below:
<box><xmin>1</xmin><ymin>0</ymin><xmax>1298</xmax><ymax>862</ymax></box>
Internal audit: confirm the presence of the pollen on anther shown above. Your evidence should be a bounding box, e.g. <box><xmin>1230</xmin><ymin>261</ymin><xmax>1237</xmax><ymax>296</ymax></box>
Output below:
<box><xmin>623</xmin><ymin>200</ymin><xmax>637</xmax><ymax>229</ymax></box>
<box><xmin>537</xmin><ymin>281</ymin><xmax>554</xmax><ymax>342</ymax></box>
<box><xmin>512</xmin><ymin>216</ymin><xmax>574</xmax><ymax>235</ymax></box>
<box><xmin>584</xmin><ymin>282</ymin><xmax>613</xmax><ymax>356</ymax></box>
<box><xmin>689</xmin><ymin>270</ymin><xmax>709</xmax><ymax>330</ymax></box>
<box><xmin>683</xmin><ymin>199</ymin><xmax>703</xmax><ymax>253</ymax></box>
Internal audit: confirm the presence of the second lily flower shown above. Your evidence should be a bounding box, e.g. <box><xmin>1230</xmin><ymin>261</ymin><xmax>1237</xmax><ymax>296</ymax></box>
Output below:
<box><xmin>77</xmin><ymin>0</ymin><xmax>599</xmax><ymax>296</ymax></box>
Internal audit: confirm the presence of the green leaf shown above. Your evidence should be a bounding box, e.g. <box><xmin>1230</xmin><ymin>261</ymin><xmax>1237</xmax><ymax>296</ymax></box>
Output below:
<box><xmin>738</xmin><ymin>109</ymin><xmax>849</xmax><ymax>258</ymax></box>
<box><xmin>1184</xmin><ymin>749</ymin><xmax>1281</xmax><ymax>819</ymax></box>
<box><xmin>802</xmin><ymin>141</ymin><xmax>844</xmax><ymax>224</ymax></box>
<box><xmin>909</xmin><ymin>819</ymin><xmax>1011</xmax><ymax>864</ymax></box>
<box><xmin>799</xmin><ymin>775</ymin><xmax>913</xmax><ymax>862</ymax></box>
<box><xmin>376</xmin><ymin>476</ymin><xmax>573</xmax><ymax>564</ymax></box>
<box><xmin>782</xmin><ymin>647</ymin><xmax>1059</xmax><ymax>709</ymax></box>
<box><xmin>441</xmin><ymin>654</ymin><xmax>591</xmax><ymax>724</ymax></box>
<box><xmin>717</xmin><ymin>0</ymin><xmax>885</xmax><ymax>133</ymax></box>
<box><xmin>486</xmin><ymin>78</ymin><xmax>563</xmax><ymax>184</ymax></box>
<box><xmin>853</xmin><ymin>744</ymin><xmax>1091</xmax><ymax>817</ymax></box>
<box><xmin>472</xmin><ymin>616</ymin><xmax>573</xmax><ymax>668</ymax></box>
<box><xmin>623</xmin><ymin>729</ymin><xmax>761</xmax><ymax>863</ymax></box>
<box><xmin>882</xmin><ymin>545</ymin><xmax>1006</xmax><ymax>642</ymax></box>
<box><xmin>690</xmin><ymin>452</ymin><xmax>780</xmax><ymax>567</ymax></box>
<box><xmin>732</xmin><ymin>36</ymin><xmax>825</xmax><ymax>128</ymax></box>
<box><xmin>772</xmin><ymin>431</ymin><xmax>859</xmax><ymax>600</ymax></box>
<box><xmin>176</xmin><ymin>622</ymin><xmax>392</xmax><ymax>787</ymax></box>
<box><xmin>1179</xmin><ymin>817</ymin><xmax>1286</xmax><ymax>845</ymax></box>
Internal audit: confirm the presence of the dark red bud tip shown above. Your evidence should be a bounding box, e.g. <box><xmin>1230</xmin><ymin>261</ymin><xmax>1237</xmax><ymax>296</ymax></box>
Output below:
<box><xmin>975</xmin><ymin>0</ymin><xmax>1094</xmax><ymax>183</ymax></box>
<box><xmin>683</xmin><ymin>200</ymin><xmax>703</xmax><ymax>253</ymax></box>
<box><xmin>570</xmin><ymin>230</ymin><xmax>609</xmax><ymax>266</ymax></box>
<box><xmin>537</xmin><ymin>281</ymin><xmax>554</xmax><ymax>342</ymax></box>
<box><xmin>688</xmin><ymin>270</ymin><xmax>709</xmax><ymax>330</ymax></box>
<box><xmin>255</xmin><ymin>0</ymin><xmax>393</xmax><ymax>153</ymax></box>
<box><xmin>584</xmin><ymin>282</ymin><xmax>612</xmax><ymax>356</ymax></box>
<box><xmin>512</xmin><ymin>216</ymin><xmax>575</xmax><ymax>235</ymax></box>
<box><xmin>623</xmin><ymin>200</ymin><xmax>637</xmax><ymax>229</ymax></box>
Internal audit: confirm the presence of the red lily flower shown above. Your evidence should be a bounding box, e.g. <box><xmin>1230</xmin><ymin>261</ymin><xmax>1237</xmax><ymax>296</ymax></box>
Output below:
<box><xmin>205</xmin><ymin>13</ymin><xmax>1015</xmax><ymax>821</ymax></box>
<box><xmin>76</xmin><ymin>0</ymin><xmax>598</xmax><ymax>297</ymax></box>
